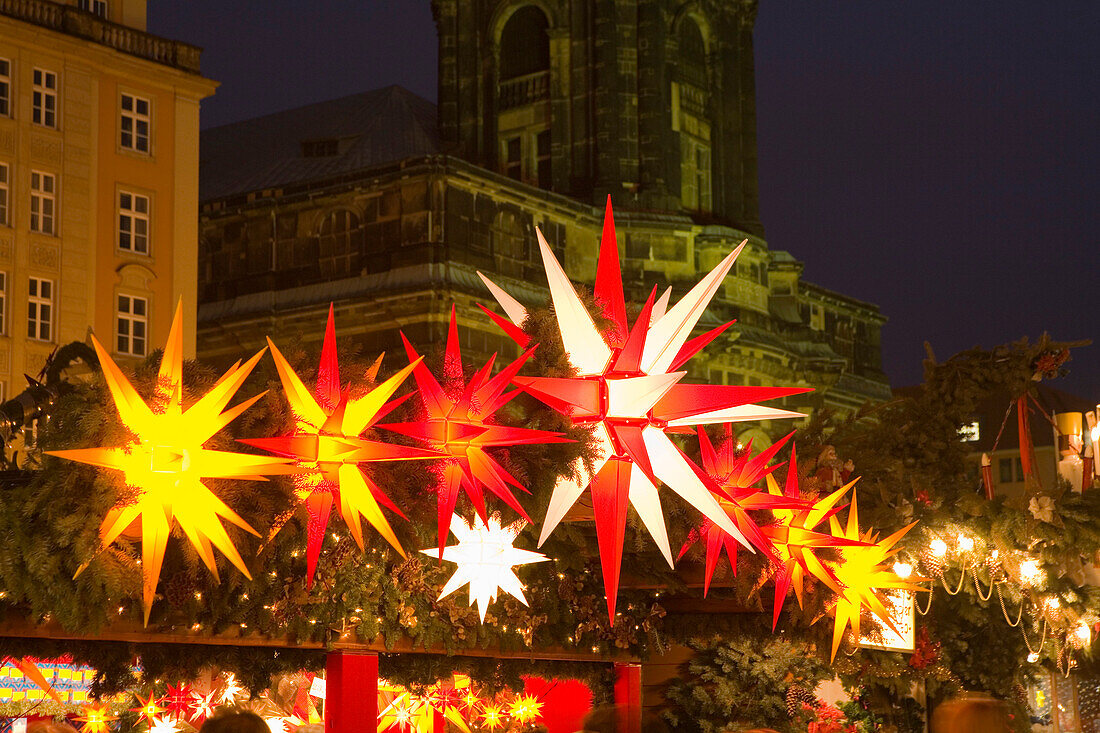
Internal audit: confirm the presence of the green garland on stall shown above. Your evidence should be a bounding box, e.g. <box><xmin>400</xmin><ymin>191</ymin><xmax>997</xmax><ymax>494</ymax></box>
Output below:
<box><xmin>0</xmin><ymin>290</ymin><xmax>1092</xmax><ymax>733</ymax></box>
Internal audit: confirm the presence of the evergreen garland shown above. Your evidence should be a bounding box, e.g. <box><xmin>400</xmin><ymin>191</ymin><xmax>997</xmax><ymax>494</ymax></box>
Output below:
<box><xmin>0</xmin><ymin>293</ymin><xmax>1092</xmax><ymax>733</ymax></box>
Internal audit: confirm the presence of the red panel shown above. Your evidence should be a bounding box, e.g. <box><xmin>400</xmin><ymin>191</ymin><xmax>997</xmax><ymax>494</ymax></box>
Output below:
<box><xmin>523</xmin><ymin>677</ymin><xmax>593</xmax><ymax>733</ymax></box>
<box><xmin>614</xmin><ymin>663</ymin><xmax>642</xmax><ymax>733</ymax></box>
<box><xmin>325</xmin><ymin>651</ymin><xmax>378</xmax><ymax>733</ymax></box>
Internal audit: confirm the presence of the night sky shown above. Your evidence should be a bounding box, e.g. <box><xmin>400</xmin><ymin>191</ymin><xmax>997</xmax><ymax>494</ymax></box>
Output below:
<box><xmin>149</xmin><ymin>1</ymin><xmax>1100</xmax><ymax>398</ymax></box>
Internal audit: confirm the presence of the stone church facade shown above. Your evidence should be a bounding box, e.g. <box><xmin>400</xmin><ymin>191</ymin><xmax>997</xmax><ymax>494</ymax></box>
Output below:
<box><xmin>196</xmin><ymin>0</ymin><xmax>890</xmax><ymax>440</ymax></box>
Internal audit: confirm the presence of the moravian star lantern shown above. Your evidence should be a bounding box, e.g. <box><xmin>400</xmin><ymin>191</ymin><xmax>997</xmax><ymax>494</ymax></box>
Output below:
<box><xmin>382</xmin><ymin>308</ymin><xmax>569</xmax><ymax>553</ymax></box>
<box><xmin>479</xmin><ymin>197</ymin><xmax>810</xmax><ymax>621</ymax></box>
<box><xmin>678</xmin><ymin>428</ymin><xmax>806</xmax><ymax>595</ymax></box>
<box><xmin>48</xmin><ymin>302</ymin><xmax>297</xmax><ymax>624</ymax></box>
<box><xmin>239</xmin><ymin>305</ymin><xmax>440</xmax><ymax>585</ymax></box>
<box><xmin>761</xmin><ymin>447</ymin><xmax>865</xmax><ymax>629</ymax></box>
<box><xmin>825</xmin><ymin>493</ymin><xmax>926</xmax><ymax>660</ymax></box>
<box><xmin>421</xmin><ymin>513</ymin><xmax>548</xmax><ymax>622</ymax></box>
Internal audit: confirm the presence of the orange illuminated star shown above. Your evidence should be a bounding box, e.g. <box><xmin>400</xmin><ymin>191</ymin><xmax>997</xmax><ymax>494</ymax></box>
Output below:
<box><xmin>825</xmin><ymin>493</ymin><xmax>927</xmax><ymax>660</ymax></box>
<box><xmin>381</xmin><ymin>307</ymin><xmax>569</xmax><ymax>553</ymax></box>
<box><xmin>48</xmin><ymin>302</ymin><xmax>297</xmax><ymax>624</ymax></box>
<box><xmin>77</xmin><ymin>704</ymin><xmax>118</xmax><ymax>733</ymax></box>
<box><xmin>240</xmin><ymin>305</ymin><xmax>440</xmax><ymax>585</ymax></box>
<box><xmin>131</xmin><ymin>691</ymin><xmax>165</xmax><ymax>723</ymax></box>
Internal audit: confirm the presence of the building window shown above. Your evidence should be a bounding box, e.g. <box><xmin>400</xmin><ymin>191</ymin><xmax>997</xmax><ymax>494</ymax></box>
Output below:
<box><xmin>317</xmin><ymin>210</ymin><xmax>361</xmax><ymax>278</ymax></box>
<box><xmin>674</xmin><ymin>18</ymin><xmax>712</xmax><ymax>212</ymax></box>
<box><xmin>77</xmin><ymin>0</ymin><xmax>108</xmax><ymax>17</ymax></box>
<box><xmin>118</xmin><ymin>191</ymin><xmax>149</xmax><ymax>253</ymax></box>
<box><xmin>32</xmin><ymin>69</ymin><xmax>57</xmax><ymax>128</ymax></box>
<box><xmin>496</xmin><ymin>6</ymin><xmax>551</xmax><ymax>189</ymax></box>
<box><xmin>503</xmin><ymin>137</ymin><xmax>522</xmax><ymax>181</ymax></box>
<box><xmin>536</xmin><ymin>130</ymin><xmax>551</xmax><ymax>189</ymax></box>
<box><xmin>30</xmin><ymin>171</ymin><xmax>56</xmax><ymax>235</ymax></box>
<box><xmin>116</xmin><ymin>294</ymin><xmax>147</xmax><ymax>356</ymax></box>
<box><xmin>0</xmin><ymin>59</ymin><xmax>10</xmax><ymax>117</ymax></box>
<box><xmin>0</xmin><ymin>163</ymin><xmax>8</xmax><ymax>226</ymax></box>
<box><xmin>27</xmin><ymin>277</ymin><xmax>52</xmax><ymax>342</ymax></box>
<box><xmin>301</xmin><ymin>139</ymin><xmax>339</xmax><ymax>157</ymax></box>
<box><xmin>958</xmin><ymin>421</ymin><xmax>981</xmax><ymax>442</ymax></box>
<box><xmin>120</xmin><ymin>94</ymin><xmax>150</xmax><ymax>153</ymax></box>
<box><xmin>0</xmin><ymin>271</ymin><xmax>6</xmax><ymax>335</ymax></box>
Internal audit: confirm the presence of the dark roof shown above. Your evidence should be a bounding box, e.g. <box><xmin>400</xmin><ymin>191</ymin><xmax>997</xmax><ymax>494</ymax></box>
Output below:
<box><xmin>200</xmin><ymin>85</ymin><xmax>439</xmax><ymax>201</ymax></box>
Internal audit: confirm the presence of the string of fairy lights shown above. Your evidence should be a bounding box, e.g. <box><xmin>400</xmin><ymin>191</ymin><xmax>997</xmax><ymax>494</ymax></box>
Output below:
<box><xmin>899</xmin><ymin>528</ymin><xmax>1094</xmax><ymax>675</ymax></box>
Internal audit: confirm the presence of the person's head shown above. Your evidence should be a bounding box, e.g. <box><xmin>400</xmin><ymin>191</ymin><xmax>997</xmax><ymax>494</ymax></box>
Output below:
<box><xmin>199</xmin><ymin>710</ymin><xmax>269</xmax><ymax>733</ymax></box>
<box><xmin>931</xmin><ymin>696</ymin><xmax>1012</xmax><ymax>733</ymax></box>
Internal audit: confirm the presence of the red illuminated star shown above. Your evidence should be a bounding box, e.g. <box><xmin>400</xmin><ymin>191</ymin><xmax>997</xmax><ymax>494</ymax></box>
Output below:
<box><xmin>381</xmin><ymin>307</ymin><xmax>569</xmax><ymax>553</ymax></box>
<box><xmin>678</xmin><ymin>428</ymin><xmax>806</xmax><ymax>595</ymax></box>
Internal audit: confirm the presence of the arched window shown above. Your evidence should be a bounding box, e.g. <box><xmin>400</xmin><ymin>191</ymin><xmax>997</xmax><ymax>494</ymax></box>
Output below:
<box><xmin>679</xmin><ymin>18</ymin><xmax>707</xmax><ymax>88</ymax></box>
<box><xmin>674</xmin><ymin>17</ymin><xmax>712</xmax><ymax>212</ymax></box>
<box><xmin>497</xmin><ymin>6</ymin><xmax>552</xmax><ymax>189</ymax></box>
<box><xmin>317</xmin><ymin>209</ymin><xmax>362</xmax><ymax>279</ymax></box>
<box><xmin>499</xmin><ymin>6</ymin><xmax>549</xmax><ymax>82</ymax></box>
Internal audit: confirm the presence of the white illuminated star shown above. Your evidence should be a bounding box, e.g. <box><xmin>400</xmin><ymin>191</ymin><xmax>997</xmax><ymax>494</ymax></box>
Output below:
<box><xmin>422</xmin><ymin>514</ymin><xmax>548</xmax><ymax>621</ymax></box>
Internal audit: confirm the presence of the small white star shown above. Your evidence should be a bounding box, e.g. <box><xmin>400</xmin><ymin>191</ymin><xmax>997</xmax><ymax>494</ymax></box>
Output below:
<box><xmin>422</xmin><ymin>514</ymin><xmax>548</xmax><ymax>621</ymax></box>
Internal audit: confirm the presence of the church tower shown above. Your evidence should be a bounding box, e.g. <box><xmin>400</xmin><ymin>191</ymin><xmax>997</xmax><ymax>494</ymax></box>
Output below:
<box><xmin>432</xmin><ymin>0</ymin><xmax>765</xmax><ymax>235</ymax></box>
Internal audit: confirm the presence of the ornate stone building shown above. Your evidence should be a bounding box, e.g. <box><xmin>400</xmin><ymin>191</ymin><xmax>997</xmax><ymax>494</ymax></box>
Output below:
<box><xmin>0</xmin><ymin>0</ymin><xmax>215</xmax><ymax>399</ymax></box>
<box><xmin>197</xmin><ymin>1</ymin><xmax>890</xmax><ymax>440</ymax></box>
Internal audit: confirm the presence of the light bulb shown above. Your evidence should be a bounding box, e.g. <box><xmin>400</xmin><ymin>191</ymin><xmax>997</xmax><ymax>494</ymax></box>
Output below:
<box><xmin>957</xmin><ymin>534</ymin><xmax>974</xmax><ymax>553</ymax></box>
<box><xmin>1075</xmin><ymin>622</ymin><xmax>1092</xmax><ymax>645</ymax></box>
<box><xmin>893</xmin><ymin>561</ymin><xmax>913</xmax><ymax>579</ymax></box>
<box><xmin>1045</xmin><ymin>597</ymin><xmax>1060</xmax><ymax>611</ymax></box>
<box><xmin>930</xmin><ymin>538</ymin><xmax>948</xmax><ymax>558</ymax></box>
<box><xmin>1027</xmin><ymin>652</ymin><xmax>1040</xmax><ymax>663</ymax></box>
<box><xmin>1020</xmin><ymin>559</ymin><xmax>1042</xmax><ymax>585</ymax></box>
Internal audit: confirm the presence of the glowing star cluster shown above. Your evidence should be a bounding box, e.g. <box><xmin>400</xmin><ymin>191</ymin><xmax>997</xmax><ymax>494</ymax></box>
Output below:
<box><xmin>480</xmin><ymin>197</ymin><xmax>809</xmax><ymax>620</ymax></box>
<box><xmin>241</xmin><ymin>305</ymin><xmax>440</xmax><ymax>585</ymax></box>
<box><xmin>48</xmin><ymin>303</ymin><xmax>297</xmax><ymax>624</ymax></box>
<box><xmin>678</xmin><ymin>427</ymin><xmax>805</xmax><ymax>595</ymax></box>
<box><xmin>762</xmin><ymin>448</ymin><xmax>864</xmax><ymax>630</ymax></box>
<box><xmin>421</xmin><ymin>513</ymin><xmax>548</xmax><ymax>622</ymax></box>
<box><xmin>825</xmin><ymin>494</ymin><xmax>927</xmax><ymax>660</ymax></box>
<box><xmin>382</xmin><ymin>307</ymin><xmax>569</xmax><ymax>553</ymax></box>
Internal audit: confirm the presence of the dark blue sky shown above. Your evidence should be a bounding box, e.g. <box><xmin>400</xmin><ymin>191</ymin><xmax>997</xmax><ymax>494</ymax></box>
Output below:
<box><xmin>150</xmin><ymin>1</ymin><xmax>1100</xmax><ymax>398</ymax></box>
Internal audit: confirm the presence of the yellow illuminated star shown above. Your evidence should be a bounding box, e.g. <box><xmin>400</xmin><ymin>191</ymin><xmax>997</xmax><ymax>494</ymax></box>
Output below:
<box><xmin>508</xmin><ymin>693</ymin><xmax>543</xmax><ymax>723</ymax></box>
<box><xmin>48</xmin><ymin>302</ymin><xmax>297</xmax><ymax>624</ymax></box>
<box><xmin>480</xmin><ymin>702</ymin><xmax>506</xmax><ymax>730</ymax></box>
<box><xmin>762</xmin><ymin>448</ymin><xmax>866</xmax><ymax>628</ymax></box>
<box><xmin>77</xmin><ymin>704</ymin><xmax>118</xmax><ymax>733</ymax></box>
<box><xmin>825</xmin><ymin>493</ymin><xmax>927</xmax><ymax>660</ymax></box>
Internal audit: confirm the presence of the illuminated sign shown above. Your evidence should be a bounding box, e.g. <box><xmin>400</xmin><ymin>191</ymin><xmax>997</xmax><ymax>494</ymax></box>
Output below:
<box><xmin>858</xmin><ymin>589</ymin><xmax>915</xmax><ymax>652</ymax></box>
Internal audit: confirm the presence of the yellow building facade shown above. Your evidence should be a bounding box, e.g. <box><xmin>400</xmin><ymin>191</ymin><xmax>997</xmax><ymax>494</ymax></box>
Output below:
<box><xmin>0</xmin><ymin>0</ymin><xmax>215</xmax><ymax>399</ymax></box>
